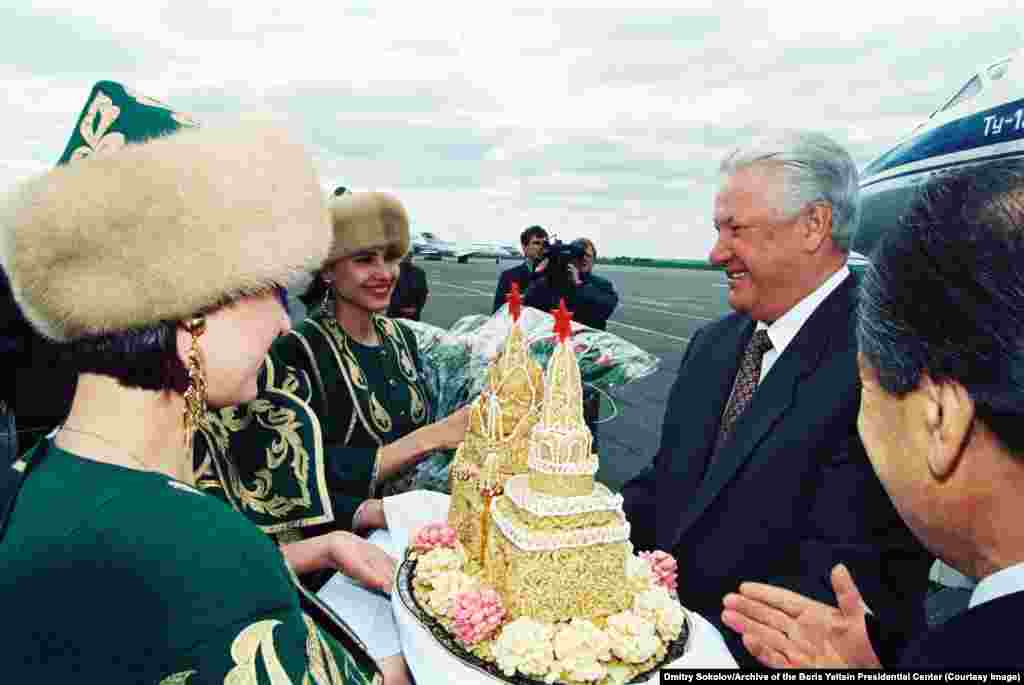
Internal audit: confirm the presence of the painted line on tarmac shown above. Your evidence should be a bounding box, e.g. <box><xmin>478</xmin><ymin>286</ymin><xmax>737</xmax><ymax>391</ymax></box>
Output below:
<box><xmin>621</xmin><ymin>301</ymin><xmax>714</xmax><ymax>321</ymax></box>
<box><xmin>433</xmin><ymin>281</ymin><xmax>692</xmax><ymax>344</ymax></box>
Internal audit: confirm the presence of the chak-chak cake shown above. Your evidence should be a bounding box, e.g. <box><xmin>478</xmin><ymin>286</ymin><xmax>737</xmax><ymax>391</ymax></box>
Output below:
<box><xmin>448</xmin><ymin>284</ymin><xmax>544</xmax><ymax>561</ymax></box>
<box><xmin>484</xmin><ymin>301</ymin><xmax>632</xmax><ymax>624</ymax></box>
<box><xmin>407</xmin><ymin>300</ymin><xmax>689</xmax><ymax>685</ymax></box>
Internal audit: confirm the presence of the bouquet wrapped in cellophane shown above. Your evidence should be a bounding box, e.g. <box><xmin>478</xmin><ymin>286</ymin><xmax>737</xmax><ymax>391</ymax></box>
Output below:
<box><xmin>402</xmin><ymin>304</ymin><xmax>660</xmax><ymax>492</ymax></box>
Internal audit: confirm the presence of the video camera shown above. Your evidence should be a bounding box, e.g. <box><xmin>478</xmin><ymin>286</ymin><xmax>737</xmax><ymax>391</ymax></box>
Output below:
<box><xmin>539</xmin><ymin>238</ymin><xmax>586</xmax><ymax>290</ymax></box>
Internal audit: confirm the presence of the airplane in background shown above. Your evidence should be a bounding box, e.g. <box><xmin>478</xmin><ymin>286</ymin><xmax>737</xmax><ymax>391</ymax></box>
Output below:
<box><xmin>411</xmin><ymin>231</ymin><xmax>521</xmax><ymax>263</ymax></box>
<box><xmin>854</xmin><ymin>49</ymin><xmax>1024</xmax><ymax>258</ymax></box>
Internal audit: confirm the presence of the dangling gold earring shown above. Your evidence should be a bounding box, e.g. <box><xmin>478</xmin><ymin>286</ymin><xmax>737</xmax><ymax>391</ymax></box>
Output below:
<box><xmin>321</xmin><ymin>276</ymin><xmax>335</xmax><ymax>313</ymax></box>
<box><xmin>183</xmin><ymin>316</ymin><xmax>208</xmax><ymax>455</ymax></box>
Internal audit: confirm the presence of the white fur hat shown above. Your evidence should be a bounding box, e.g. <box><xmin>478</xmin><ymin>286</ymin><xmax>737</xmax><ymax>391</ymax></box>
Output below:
<box><xmin>326</xmin><ymin>191</ymin><xmax>410</xmax><ymax>264</ymax></box>
<box><xmin>0</xmin><ymin>121</ymin><xmax>332</xmax><ymax>342</ymax></box>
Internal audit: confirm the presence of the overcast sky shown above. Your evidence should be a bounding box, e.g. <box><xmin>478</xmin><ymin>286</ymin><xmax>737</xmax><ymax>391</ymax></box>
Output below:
<box><xmin>1</xmin><ymin>2</ymin><xmax>1020</xmax><ymax>258</ymax></box>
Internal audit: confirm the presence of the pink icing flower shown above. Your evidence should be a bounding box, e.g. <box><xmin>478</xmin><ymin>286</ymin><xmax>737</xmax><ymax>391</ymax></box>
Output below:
<box><xmin>596</xmin><ymin>353</ymin><xmax>613</xmax><ymax>367</ymax></box>
<box><xmin>412</xmin><ymin>522</ymin><xmax>459</xmax><ymax>553</ymax></box>
<box><xmin>639</xmin><ymin>550</ymin><xmax>678</xmax><ymax>592</ymax></box>
<box><xmin>450</xmin><ymin>588</ymin><xmax>506</xmax><ymax>645</ymax></box>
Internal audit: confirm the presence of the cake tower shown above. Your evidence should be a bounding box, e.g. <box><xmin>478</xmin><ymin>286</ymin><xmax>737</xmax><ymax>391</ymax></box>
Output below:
<box><xmin>448</xmin><ymin>284</ymin><xmax>545</xmax><ymax>561</ymax></box>
<box><xmin>484</xmin><ymin>300</ymin><xmax>633</xmax><ymax>623</ymax></box>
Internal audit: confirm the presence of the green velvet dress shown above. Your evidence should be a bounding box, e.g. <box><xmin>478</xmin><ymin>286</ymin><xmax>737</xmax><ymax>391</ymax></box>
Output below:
<box><xmin>194</xmin><ymin>312</ymin><xmax>433</xmax><ymax>543</ymax></box>
<box><xmin>1</xmin><ymin>442</ymin><xmax>381</xmax><ymax>684</ymax></box>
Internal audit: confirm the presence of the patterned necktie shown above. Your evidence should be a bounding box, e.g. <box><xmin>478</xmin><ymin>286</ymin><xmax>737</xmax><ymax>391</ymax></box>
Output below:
<box><xmin>713</xmin><ymin>329</ymin><xmax>773</xmax><ymax>458</ymax></box>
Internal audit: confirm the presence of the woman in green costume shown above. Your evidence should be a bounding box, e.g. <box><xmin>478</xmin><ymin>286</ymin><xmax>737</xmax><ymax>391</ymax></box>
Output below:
<box><xmin>0</xmin><ymin>83</ymin><xmax>394</xmax><ymax>684</ymax></box>
<box><xmin>194</xmin><ymin>191</ymin><xmax>470</xmax><ymax>541</ymax></box>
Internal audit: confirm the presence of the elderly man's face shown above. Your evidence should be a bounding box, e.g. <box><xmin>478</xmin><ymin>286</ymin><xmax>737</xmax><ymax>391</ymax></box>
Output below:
<box><xmin>710</xmin><ymin>165</ymin><xmax>815</xmax><ymax>322</ymax></box>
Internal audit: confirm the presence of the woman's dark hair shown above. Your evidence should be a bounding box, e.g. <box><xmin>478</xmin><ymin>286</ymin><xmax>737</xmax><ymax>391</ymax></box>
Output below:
<box><xmin>299</xmin><ymin>271</ymin><xmax>329</xmax><ymax>310</ymax></box>
<box><xmin>857</xmin><ymin>158</ymin><xmax>1024</xmax><ymax>454</ymax></box>
<box><xmin>66</xmin><ymin>321</ymin><xmax>189</xmax><ymax>393</ymax></box>
<box><xmin>64</xmin><ymin>284</ymin><xmax>288</xmax><ymax>394</ymax></box>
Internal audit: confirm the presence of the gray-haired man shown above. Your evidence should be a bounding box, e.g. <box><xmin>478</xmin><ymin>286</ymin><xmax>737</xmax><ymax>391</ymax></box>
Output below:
<box><xmin>622</xmin><ymin>130</ymin><xmax>931</xmax><ymax>666</ymax></box>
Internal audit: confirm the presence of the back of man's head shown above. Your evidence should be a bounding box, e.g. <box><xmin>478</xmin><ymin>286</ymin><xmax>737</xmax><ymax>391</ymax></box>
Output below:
<box><xmin>858</xmin><ymin>158</ymin><xmax>1024</xmax><ymax>456</ymax></box>
<box><xmin>521</xmin><ymin>225</ymin><xmax>548</xmax><ymax>246</ymax></box>
<box><xmin>720</xmin><ymin>130</ymin><xmax>859</xmax><ymax>252</ymax></box>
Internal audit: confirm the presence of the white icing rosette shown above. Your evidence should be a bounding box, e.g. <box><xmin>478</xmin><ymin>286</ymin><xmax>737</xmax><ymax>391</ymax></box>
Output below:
<box><xmin>492</xmin><ymin>617</ymin><xmax>558</xmax><ymax>682</ymax></box>
<box><xmin>425</xmin><ymin>570</ymin><xmax>480</xmax><ymax>617</ymax></box>
<box><xmin>625</xmin><ymin>553</ymin><xmax>657</xmax><ymax>593</ymax></box>
<box><xmin>604</xmin><ymin>610</ymin><xmax>661</xmax><ymax>664</ymax></box>
<box><xmin>413</xmin><ymin>547</ymin><xmax>466</xmax><ymax>587</ymax></box>
<box><xmin>552</xmin><ymin>619</ymin><xmax>612</xmax><ymax>682</ymax></box>
<box><xmin>633</xmin><ymin>586</ymin><xmax>687</xmax><ymax>642</ymax></box>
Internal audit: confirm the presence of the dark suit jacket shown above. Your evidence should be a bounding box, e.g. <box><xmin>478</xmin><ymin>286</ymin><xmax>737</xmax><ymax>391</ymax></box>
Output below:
<box><xmin>893</xmin><ymin>590</ymin><xmax>1024</xmax><ymax>668</ymax></box>
<box><xmin>388</xmin><ymin>262</ymin><xmax>428</xmax><ymax>321</ymax></box>
<box><xmin>493</xmin><ymin>262</ymin><xmax>532</xmax><ymax>314</ymax></box>
<box><xmin>523</xmin><ymin>272</ymin><xmax>619</xmax><ymax>330</ymax></box>
<box><xmin>622</xmin><ymin>276</ymin><xmax>931</xmax><ymax>667</ymax></box>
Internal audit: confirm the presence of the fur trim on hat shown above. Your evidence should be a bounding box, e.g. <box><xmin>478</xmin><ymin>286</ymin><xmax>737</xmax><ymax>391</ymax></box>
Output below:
<box><xmin>325</xmin><ymin>191</ymin><xmax>410</xmax><ymax>264</ymax></box>
<box><xmin>0</xmin><ymin>121</ymin><xmax>331</xmax><ymax>342</ymax></box>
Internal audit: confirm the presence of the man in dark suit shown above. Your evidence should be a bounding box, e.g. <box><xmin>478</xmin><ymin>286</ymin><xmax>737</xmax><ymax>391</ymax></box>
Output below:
<box><xmin>387</xmin><ymin>253</ymin><xmax>429</xmax><ymax>321</ymax></box>
<box><xmin>493</xmin><ymin>225</ymin><xmax>548</xmax><ymax>313</ymax></box>
<box><xmin>621</xmin><ymin>130</ymin><xmax>930</xmax><ymax>667</ymax></box>
<box><xmin>720</xmin><ymin>159</ymin><xmax>1024</xmax><ymax>670</ymax></box>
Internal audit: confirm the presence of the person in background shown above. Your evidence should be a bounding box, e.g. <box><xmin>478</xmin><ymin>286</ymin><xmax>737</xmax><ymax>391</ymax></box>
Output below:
<box><xmin>493</xmin><ymin>224</ymin><xmax>548</xmax><ymax>313</ymax></box>
<box><xmin>387</xmin><ymin>252</ymin><xmax>428</xmax><ymax>321</ymax></box>
<box><xmin>621</xmin><ymin>130</ymin><xmax>931</xmax><ymax>667</ymax></box>
<box><xmin>0</xmin><ymin>82</ymin><xmax>390</xmax><ymax>683</ymax></box>
<box><xmin>721</xmin><ymin>159</ymin><xmax>1024</xmax><ymax>670</ymax></box>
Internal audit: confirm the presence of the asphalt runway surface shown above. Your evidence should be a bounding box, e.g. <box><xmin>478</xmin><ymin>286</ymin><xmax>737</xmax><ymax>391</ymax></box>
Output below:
<box><xmin>414</xmin><ymin>257</ymin><xmax>731</xmax><ymax>492</ymax></box>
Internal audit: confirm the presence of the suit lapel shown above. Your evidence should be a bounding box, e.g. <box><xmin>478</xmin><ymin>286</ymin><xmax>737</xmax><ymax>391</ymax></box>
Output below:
<box><xmin>670</xmin><ymin>278</ymin><xmax>854</xmax><ymax>539</ymax></box>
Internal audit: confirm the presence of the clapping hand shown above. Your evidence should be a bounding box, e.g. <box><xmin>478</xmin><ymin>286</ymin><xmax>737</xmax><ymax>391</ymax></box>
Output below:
<box><xmin>567</xmin><ymin>263</ymin><xmax>582</xmax><ymax>286</ymax></box>
<box><xmin>720</xmin><ymin>564</ymin><xmax>882</xmax><ymax>669</ymax></box>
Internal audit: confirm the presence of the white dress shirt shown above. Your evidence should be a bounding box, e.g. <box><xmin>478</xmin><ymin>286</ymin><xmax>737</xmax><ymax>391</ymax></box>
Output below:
<box><xmin>755</xmin><ymin>265</ymin><xmax>851</xmax><ymax>382</ymax></box>
<box><xmin>968</xmin><ymin>561</ymin><xmax>1024</xmax><ymax>609</ymax></box>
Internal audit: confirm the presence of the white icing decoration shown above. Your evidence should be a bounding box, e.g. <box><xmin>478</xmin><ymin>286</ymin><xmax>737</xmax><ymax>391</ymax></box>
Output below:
<box><xmin>505</xmin><ymin>476</ymin><xmax>623</xmax><ymax>517</ymax></box>
<box><xmin>492</xmin><ymin>501</ymin><xmax>630</xmax><ymax>552</ymax></box>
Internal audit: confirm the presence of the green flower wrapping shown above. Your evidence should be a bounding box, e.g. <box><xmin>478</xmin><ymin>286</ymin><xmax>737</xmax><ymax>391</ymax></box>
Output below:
<box><xmin>401</xmin><ymin>306</ymin><xmax>660</xmax><ymax>492</ymax></box>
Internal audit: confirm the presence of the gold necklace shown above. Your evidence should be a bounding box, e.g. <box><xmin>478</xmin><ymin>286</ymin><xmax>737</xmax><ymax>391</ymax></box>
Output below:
<box><xmin>59</xmin><ymin>425</ymin><xmax>151</xmax><ymax>473</ymax></box>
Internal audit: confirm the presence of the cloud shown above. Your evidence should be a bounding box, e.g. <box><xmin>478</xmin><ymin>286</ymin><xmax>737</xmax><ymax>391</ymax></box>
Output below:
<box><xmin>0</xmin><ymin>2</ymin><xmax>1021</xmax><ymax>258</ymax></box>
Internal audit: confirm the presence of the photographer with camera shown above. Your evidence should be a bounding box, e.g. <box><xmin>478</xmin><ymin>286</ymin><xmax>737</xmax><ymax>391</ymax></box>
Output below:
<box><xmin>524</xmin><ymin>237</ymin><xmax>618</xmax><ymax>330</ymax></box>
<box><xmin>523</xmin><ymin>237</ymin><xmax>618</xmax><ymax>447</ymax></box>
<box><xmin>493</xmin><ymin>225</ymin><xmax>549</xmax><ymax>314</ymax></box>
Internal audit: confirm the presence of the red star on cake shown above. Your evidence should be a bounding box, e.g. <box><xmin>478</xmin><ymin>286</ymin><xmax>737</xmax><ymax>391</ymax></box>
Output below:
<box><xmin>506</xmin><ymin>282</ymin><xmax>523</xmax><ymax>322</ymax></box>
<box><xmin>552</xmin><ymin>298</ymin><xmax>573</xmax><ymax>342</ymax></box>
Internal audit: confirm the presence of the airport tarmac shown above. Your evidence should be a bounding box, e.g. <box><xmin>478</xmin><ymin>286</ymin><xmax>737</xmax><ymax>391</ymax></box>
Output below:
<box><xmin>414</xmin><ymin>257</ymin><xmax>731</xmax><ymax>491</ymax></box>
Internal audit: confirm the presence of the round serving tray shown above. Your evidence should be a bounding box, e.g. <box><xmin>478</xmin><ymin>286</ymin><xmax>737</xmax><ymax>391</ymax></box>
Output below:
<box><xmin>396</xmin><ymin>556</ymin><xmax>691</xmax><ymax>684</ymax></box>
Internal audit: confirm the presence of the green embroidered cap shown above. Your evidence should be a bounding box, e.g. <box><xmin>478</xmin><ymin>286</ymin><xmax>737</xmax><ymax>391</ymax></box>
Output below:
<box><xmin>56</xmin><ymin>80</ymin><xmax>198</xmax><ymax>165</ymax></box>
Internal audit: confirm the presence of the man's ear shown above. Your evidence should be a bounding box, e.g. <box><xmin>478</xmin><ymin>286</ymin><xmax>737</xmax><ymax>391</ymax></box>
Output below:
<box><xmin>920</xmin><ymin>373</ymin><xmax>974</xmax><ymax>479</ymax></box>
<box><xmin>803</xmin><ymin>202</ymin><xmax>833</xmax><ymax>251</ymax></box>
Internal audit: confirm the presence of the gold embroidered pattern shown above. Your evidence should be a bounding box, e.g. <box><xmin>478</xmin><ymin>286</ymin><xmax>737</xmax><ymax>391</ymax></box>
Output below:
<box><xmin>226</xmin><ymin>620</ymin><xmax>292</xmax><ymax>683</ymax></box>
<box><xmin>409</xmin><ymin>384</ymin><xmax>426</xmax><ymax>426</ymax></box>
<box><xmin>159</xmin><ymin>671</ymin><xmax>195</xmax><ymax>685</ymax></box>
<box><xmin>124</xmin><ymin>87</ymin><xmax>199</xmax><ymax>126</ymax></box>
<box><xmin>368</xmin><ymin>393</ymin><xmax>393</xmax><ymax>433</ymax></box>
<box><xmin>194</xmin><ymin>375</ymin><xmax>335</xmax><ymax>533</ymax></box>
<box><xmin>71</xmin><ymin>90</ymin><xmax>126</xmax><ymax>161</ymax></box>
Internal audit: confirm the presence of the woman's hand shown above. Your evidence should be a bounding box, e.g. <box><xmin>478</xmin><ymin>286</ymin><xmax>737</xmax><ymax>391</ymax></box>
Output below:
<box><xmin>327</xmin><ymin>531</ymin><xmax>397</xmax><ymax>594</ymax></box>
<box><xmin>377</xmin><ymin>405</ymin><xmax>472</xmax><ymax>479</ymax></box>
<box><xmin>720</xmin><ymin>564</ymin><xmax>881</xmax><ymax>669</ymax></box>
<box><xmin>280</xmin><ymin>530</ymin><xmax>396</xmax><ymax>593</ymax></box>
<box><xmin>430</xmin><ymin>405</ymin><xmax>471</xmax><ymax>451</ymax></box>
<box><xmin>352</xmin><ymin>498</ymin><xmax>388</xmax><ymax>534</ymax></box>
